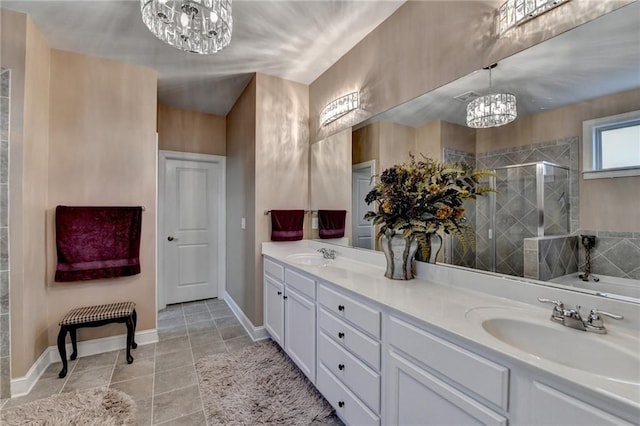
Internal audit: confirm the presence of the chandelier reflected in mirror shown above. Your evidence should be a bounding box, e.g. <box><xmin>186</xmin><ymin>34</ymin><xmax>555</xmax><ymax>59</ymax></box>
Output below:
<box><xmin>141</xmin><ymin>0</ymin><xmax>232</xmax><ymax>54</ymax></box>
<box><xmin>466</xmin><ymin>64</ymin><xmax>517</xmax><ymax>128</ymax></box>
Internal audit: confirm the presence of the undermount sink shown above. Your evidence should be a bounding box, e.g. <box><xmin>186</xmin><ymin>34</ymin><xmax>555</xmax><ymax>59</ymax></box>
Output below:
<box><xmin>466</xmin><ymin>307</ymin><xmax>640</xmax><ymax>384</ymax></box>
<box><xmin>286</xmin><ymin>253</ymin><xmax>332</xmax><ymax>267</ymax></box>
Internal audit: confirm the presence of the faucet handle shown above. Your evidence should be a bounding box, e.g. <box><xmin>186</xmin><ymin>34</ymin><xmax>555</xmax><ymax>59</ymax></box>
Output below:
<box><xmin>538</xmin><ymin>298</ymin><xmax>564</xmax><ymax>308</ymax></box>
<box><xmin>538</xmin><ymin>298</ymin><xmax>565</xmax><ymax>320</ymax></box>
<box><xmin>589</xmin><ymin>309</ymin><xmax>623</xmax><ymax>321</ymax></box>
<box><xmin>586</xmin><ymin>309</ymin><xmax>623</xmax><ymax>333</ymax></box>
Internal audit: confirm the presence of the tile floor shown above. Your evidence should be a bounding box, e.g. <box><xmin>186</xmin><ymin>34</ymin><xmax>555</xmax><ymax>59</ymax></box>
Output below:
<box><xmin>0</xmin><ymin>298</ymin><xmax>257</xmax><ymax>425</ymax></box>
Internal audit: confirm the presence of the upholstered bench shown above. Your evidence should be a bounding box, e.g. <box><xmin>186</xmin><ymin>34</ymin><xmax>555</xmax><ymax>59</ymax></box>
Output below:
<box><xmin>57</xmin><ymin>301</ymin><xmax>138</xmax><ymax>378</ymax></box>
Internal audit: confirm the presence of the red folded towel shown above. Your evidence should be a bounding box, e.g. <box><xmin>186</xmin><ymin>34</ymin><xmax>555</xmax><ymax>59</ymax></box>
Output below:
<box><xmin>271</xmin><ymin>210</ymin><xmax>305</xmax><ymax>241</ymax></box>
<box><xmin>55</xmin><ymin>206</ymin><xmax>143</xmax><ymax>282</ymax></box>
<box><xmin>318</xmin><ymin>210</ymin><xmax>346</xmax><ymax>239</ymax></box>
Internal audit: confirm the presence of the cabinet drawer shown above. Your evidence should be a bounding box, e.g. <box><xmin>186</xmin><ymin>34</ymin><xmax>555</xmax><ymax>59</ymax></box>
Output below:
<box><xmin>318</xmin><ymin>284</ymin><xmax>380</xmax><ymax>338</ymax></box>
<box><xmin>317</xmin><ymin>363</ymin><xmax>380</xmax><ymax>426</ymax></box>
<box><xmin>264</xmin><ymin>257</ymin><xmax>284</xmax><ymax>282</ymax></box>
<box><xmin>285</xmin><ymin>268</ymin><xmax>316</xmax><ymax>300</ymax></box>
<box><xmin>318</xmin><ymin>331</ymin><xmax>380</xmax><ymax>413</ymax></box>
<box><xmin>388</xmin><ymin>316</ymin><xmax>509</xmax><ymax>410</ymax></box>
<box><xmin>319</xmin><ymin>308</ymin><xmax>380</xmax><ymax>371</ymax></box>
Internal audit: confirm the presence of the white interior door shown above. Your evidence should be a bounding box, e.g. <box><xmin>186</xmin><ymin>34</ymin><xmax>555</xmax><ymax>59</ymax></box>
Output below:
<box><xmin>161</xmin><ymin>153</ymin><xmax>225</xmax><ymax>305</ymax></box>
<box><xmin>352</xmin><ymin>161</ymin><xmax>375</xmax><ymax>249</ymax></box>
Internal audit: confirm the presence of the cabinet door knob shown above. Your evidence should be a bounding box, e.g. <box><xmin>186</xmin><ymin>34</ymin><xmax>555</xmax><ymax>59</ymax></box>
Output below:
<box><xmin>277</xmin><ymin>291</ymin><xmax>282</xmax><ymax>296</ymax></box>
<box><xmin>167</xmin><ymin>236</ymin><xmax>175</xmax><ymax>241</ymax></box>
<box><xmin>338</xmin><ymin>401</ymin><xmax>345</xmax><ymax>408</ymax></box>
<box><xmin>283</xmin><ymin>295</ymin><xmax>288</xmax><ymax>300</ymax></box>
<box><xmin>338</xmin><ymin>332</ymin><xmax>344</xmax><ymax>339</ymax></box>
<box><xmin>338</xmin><ymin>305</ymin><xmax>345</xmax><ymax>311</ymax></box>
<box><xmin>338</xmin><ymin>363</ymin><xmax>345</xmax><ymax>370</ymax></box>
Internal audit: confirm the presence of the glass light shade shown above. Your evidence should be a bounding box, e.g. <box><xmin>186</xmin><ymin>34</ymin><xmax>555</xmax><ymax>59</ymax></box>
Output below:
<box><xmin>319</xmin><ymin>92</ymin><xmax>360</xmax><ymax>127</ymax></box>
<box><xmin>499</xmin><ymin>0</ymin><xmax>571</xmax><ymax>34</ymax></box>
<box><xmin>141</xmin><ymin>0</ymin><xmax>232</xmax><ymax>54</ymax></box>
<box><xmin>466</xmin><ymin>93</ymin><xmax>517</xmax><ymax>128</ymax></box>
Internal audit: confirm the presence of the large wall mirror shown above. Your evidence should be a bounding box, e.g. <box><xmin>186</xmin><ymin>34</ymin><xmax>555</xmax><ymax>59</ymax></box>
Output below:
<box><xmin>311</xmin><ymin>2</ymin><xmax>640</xmax><ymax>303</ymax></box>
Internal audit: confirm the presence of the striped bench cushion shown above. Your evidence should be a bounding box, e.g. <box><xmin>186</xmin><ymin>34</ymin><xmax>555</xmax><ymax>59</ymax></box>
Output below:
<box><xmin>59</xmin><ymin>301</ymin><xmax>136</xmax><ymax>326</ymax></box>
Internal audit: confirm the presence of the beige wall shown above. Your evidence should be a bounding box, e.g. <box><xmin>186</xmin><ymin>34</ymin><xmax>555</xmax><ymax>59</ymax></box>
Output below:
<box><xmin>157</xmin><ymin>103</ymin><xmax>226</xmax><ymax>155</ymax></box>
<box><xmin>225</xmin><ymin>76</ymin><xmax>257</xmax><ymax>325</ymax></box>
<box><xmin>309</xmin><ymin>0</ymin><xmax>633</xmax><ymax>143</ymax></box>
<box><xmin>353</xmin><ymin>122</ymin><xmax>380</xmax><ymax>165</ymax></box>
<box><xmin>226</xmin><ymin>73</ymin><xmax>309</xmax><ymax>327</ymax></box>
<box><xmin>2</xmin><ymin>10</ymin><xmax>54</xmax><ymax>379</ymax></box>
<box><xmin>254</xmin><ymin>73</ymin><xmax>309</xmax><ymax>325</ymax></box>
<box><xmin>477</xmin><ymin>88</ymin><xmax>640</xmax><ymax>232</ymax></box>
<box><xmin>18</xmin><ymin>16</ymin><xmax>51</xmax><ymax>378</ymax></box>
<box><xmin>440</xmin><ymin>121</ymin><xmax>476</xmax><ymax>155</ymax></box>
<box><xmin>311</xmin><ymin>128</ymin><xmax>352</xmax><ymax>241</ymax></box>
<box><xmin>46</xmin><ymin>50</ymin><xmax>158</xmax><ymax>350</ymax></box>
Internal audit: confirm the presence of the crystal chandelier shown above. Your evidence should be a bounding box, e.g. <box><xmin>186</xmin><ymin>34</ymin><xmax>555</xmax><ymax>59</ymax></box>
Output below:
<box><xmin>499</xmin><ymin>0</ymin><xmax>571</xmax><ymax>34</ymax></box>
<box><xmin>140</xmin><ymin>0</ymin><xmax>232</xmax><ymax>54</ymax></box>
<box><xmin>466</xmin><ymin>65</ymin><xmax>517</xmax><ymax>128</ymax></box>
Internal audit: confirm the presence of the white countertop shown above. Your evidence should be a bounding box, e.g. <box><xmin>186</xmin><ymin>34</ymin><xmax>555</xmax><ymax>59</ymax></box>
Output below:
<box><xmin>262</xmin><ymin>240</ymin><xmax>640</xmax><ymax>414</ymax></box>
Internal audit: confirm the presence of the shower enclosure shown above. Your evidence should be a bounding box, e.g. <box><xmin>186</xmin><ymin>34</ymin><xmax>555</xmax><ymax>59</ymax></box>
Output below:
<box><xmin>475</xmin><ymin>161</ymin><xmax>570</xmax><ymax>276</ymax></box>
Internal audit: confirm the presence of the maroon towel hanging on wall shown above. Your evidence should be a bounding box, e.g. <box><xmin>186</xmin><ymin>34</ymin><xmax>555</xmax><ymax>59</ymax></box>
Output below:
<box><xmin>318</xmin><ymin>210</ymin><xmax>347</xmax><ymax>239</ymax></box>
<box><xmin>55</xmin><ymin>206</ymin><xmax>143</xmax><ymax>282</ymax></box>
<box><xmin>270</xmin><ymin>210</ymin><xmax>305</xmax><ymax>241</ymax></box>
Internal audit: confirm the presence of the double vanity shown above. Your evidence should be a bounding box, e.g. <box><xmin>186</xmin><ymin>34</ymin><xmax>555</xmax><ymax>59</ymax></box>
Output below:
<box><xmin>262</xmin><ymin>240</ymin><xmax>640</xmax><ymax>425</ymax></box>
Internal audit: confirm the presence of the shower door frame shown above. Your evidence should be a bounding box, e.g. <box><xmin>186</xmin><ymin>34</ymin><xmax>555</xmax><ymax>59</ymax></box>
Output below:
<box><xmin>489</xmin><ymin>161</ymin><xmax>570</xmax><ymax>273</ymax></box>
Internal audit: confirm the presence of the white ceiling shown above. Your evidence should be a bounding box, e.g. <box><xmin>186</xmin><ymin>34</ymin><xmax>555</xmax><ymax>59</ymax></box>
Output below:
<box><xmin>2</xmin><ymin>0</ymin><xmax>405</xmax><ymax>115</ymax></box>
<box><xmin>361</xmin><ymin>1</ymin><xmax>640</xmax><ymax>128</ymax></box>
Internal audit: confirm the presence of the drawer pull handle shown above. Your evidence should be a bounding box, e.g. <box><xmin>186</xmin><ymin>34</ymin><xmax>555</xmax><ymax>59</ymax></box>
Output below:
<box><xmin>277</xmin><ymin>291</ymin><xmax>282</xmax><ymax>296</ymax></box>
<box><xmin>338</xmin><ymin>401</ymin><xmax>345</xmax><ymax>408</ymax></box>
<box><xmin>338</xmin><ymin>305</ymin><xmax>345</xmax><ymax>311</ymax></box>
<box><xmin>338</xmin><ymin>364</ymin><xmax>345</xmax><ymax>370</ymax></box>
<box><xmin>338</xmin><ymin>332</ymin><xmax>345</xmax><ymax>339</ymax></box>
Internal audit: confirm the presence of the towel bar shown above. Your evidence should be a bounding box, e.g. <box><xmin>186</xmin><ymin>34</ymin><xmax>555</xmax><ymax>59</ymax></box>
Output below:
<box><xmin>264</xmin><ymin>210</ymin><xmax>311</xmax><ymax>215</ymax></box>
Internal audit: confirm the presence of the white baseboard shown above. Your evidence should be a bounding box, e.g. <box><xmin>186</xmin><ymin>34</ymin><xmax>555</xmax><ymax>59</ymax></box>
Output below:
<box><xmin>10</xmin><ymin>329</ymin><xmax>158</xmax><ymax>398</ymax></box>
<box><xmin>223</xmin><ymin>291</ymin><xmax>269</xmax><ymax>342</ymax></box>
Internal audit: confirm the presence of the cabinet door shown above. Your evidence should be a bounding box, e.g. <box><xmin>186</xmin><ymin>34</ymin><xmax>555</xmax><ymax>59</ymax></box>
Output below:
<box><xmin>264</xmin><ymin>275</ymin><xmax>284</xmax><ymax>347</ymax></box>
<box><xmin>285</xmin><ymin>286</ymin><xmax>316</xmax><ymax>383</ymax></box>
<box><xmin>530</xmin><ymin>382</ymin><xmax>633</xmax><ymax>426</ymax></box>
<box><xmin>386</xmin><ymin>351</ymin><xmax>507</xmax><ymax>426</ymax></box>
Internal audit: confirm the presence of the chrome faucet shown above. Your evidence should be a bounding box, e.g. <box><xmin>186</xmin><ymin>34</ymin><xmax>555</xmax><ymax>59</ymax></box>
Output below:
<box><xmin>317</xmin><ymin>248</ymin><xmax>337</xmax><ymax>259</ymax></box>
<box><xmin>538</xmin><ymin>298</ymin><xmax>623</xmax><ymax>334</ymax></box>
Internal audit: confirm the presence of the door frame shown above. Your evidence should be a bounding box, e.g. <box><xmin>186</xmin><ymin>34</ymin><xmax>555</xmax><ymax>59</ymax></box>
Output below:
<box><xmin>158</xmin><ymin>150</ymin><xmax>226</xmax><ymax>310</ymax></box>
<box><xmin>352</xmin><ymin>160</ymin><xmax>376</xmax><ymax>249</ymax></box>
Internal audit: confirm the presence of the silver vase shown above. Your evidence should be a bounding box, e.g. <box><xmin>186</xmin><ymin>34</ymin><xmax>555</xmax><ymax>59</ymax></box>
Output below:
<box><xmin>381</xmin><ymin>232</ymin><xmax>419</xmax><ymax>280</ymax></box>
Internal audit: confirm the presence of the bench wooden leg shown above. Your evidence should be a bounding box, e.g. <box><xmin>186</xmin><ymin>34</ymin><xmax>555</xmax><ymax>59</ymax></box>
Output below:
<box><xmin>57</xmin><ymin>326</ymin><xmax>69</xmax><ymax>378</ymax></box>
<box><xmin>131</xmin><ymin>309</ymin><xmax>138</xmax><ymax>349</ymax></box>
<box><xmin>70</xmin><ymin>327</ymin><xmax>78</xmax><ymax>360</ymax></box>
<box><xmin>125</xmin><ymin>316</ymin><xmax>135</xmax><ymax>364</ymax></box>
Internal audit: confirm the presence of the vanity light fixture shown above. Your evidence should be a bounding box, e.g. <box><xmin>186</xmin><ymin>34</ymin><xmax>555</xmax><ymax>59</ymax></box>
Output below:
<box><xmin>140</xmin><ymin>0</ymin><xmax>232</xmax><ymax>54</ymax></box>
<box><xmin>499</xmin><ymin>0</ymin><xmax>571</xmax><ymax>34</ymax></box>
<box><xmin>320</xmin><ymin>92</ymin><xmax>360</xmax><ymax>127</ymax></box>
<box><xmin>466</xmin><ymin>64</ymin><xmax>517</xmax><ymax>129</ymax></box>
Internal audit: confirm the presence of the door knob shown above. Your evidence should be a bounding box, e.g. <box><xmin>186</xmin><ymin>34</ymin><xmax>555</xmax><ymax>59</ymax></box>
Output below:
<box><xmin>167</xmin><ymin>236</ymin><xmax>175</xmax><ymax>241</ymax></box>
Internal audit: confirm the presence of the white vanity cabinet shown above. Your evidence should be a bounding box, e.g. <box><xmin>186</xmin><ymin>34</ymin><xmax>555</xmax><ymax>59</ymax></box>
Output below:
<box><xmin>316</xmin><ymin>283</ymin><xmax>382</xmax><ymax>426</ymax></box>
<box><xmin>385</xmin><ymin>314</ymin><xmax>509</xmax><ymax>426</ymax></box>
<box><xmin>263</xmin><ymin>257</ymin><xmax>317</xmax><ymax>383</ymax></box>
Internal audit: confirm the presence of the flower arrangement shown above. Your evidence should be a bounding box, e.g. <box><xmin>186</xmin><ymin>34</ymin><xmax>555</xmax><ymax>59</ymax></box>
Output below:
<box><xmin>364</xmin><ymin>154</ymin><xmax>495</xmax><ymax>258</ymax></box>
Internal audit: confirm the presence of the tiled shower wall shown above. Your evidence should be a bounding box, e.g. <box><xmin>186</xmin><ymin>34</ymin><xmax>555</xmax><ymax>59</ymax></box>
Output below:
<box><xmin>0</xmin><ymin>68</ymin><xmax>10</xmax><ymax>399</ymax></box>
<box><xmin>523</xmin><ymin>236</ymin><xmax>579</xmax><ymax>281</ymax></box>
<box><xmin>575</xmin><ymin>230</ymin><xmax>640</xmax><ymax>280</ymax></box>
<box><xmin>474</xmin><ymin>137</ymin><xmax>579</xmax><ymax>276</ymax></box>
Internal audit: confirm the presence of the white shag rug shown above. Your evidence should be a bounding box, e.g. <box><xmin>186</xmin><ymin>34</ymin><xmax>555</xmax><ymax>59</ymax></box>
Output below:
<box><xmin>197</xmin><ymin>341</ymin><xmax>337</xmax><ymax>425</ymax></box>
<box><xmin>0</xmin><ymin>387</ymin><xmax>136</xmax><ymax>426</ymax></box>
